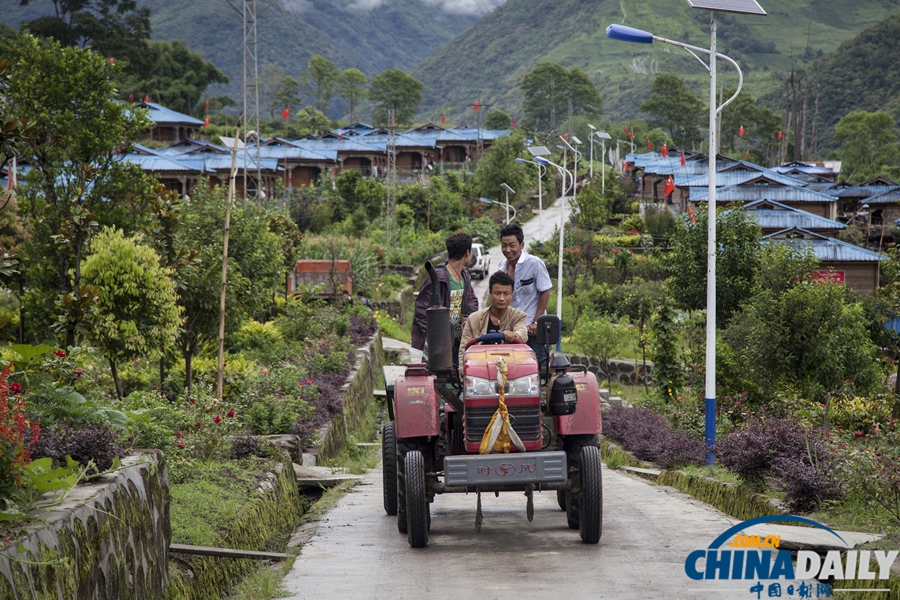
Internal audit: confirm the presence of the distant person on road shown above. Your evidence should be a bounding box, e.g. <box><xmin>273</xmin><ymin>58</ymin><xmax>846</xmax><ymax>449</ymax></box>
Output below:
<box><xmin>458</xmin><ymin>271</ymin><xmax>528</xmax><ymax>372</ymax></box>
<box><xmin>496</xmin><ymin>223</ymin><xmax>552</xmax><ymax>367</ymax></box>
<box><xmin>357</xmin><ymin>291</ymin><xmax>373</xmax><ymax>309</ymax></box>
<box><xmin>412</xmin><ymin>232</ymin><xmax>479</xmax><ymax>369</ymax></box>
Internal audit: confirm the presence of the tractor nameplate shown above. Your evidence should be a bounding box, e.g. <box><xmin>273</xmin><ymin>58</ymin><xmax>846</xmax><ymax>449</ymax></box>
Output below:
<box><xmin>444</xmin><ymin>452</ymin><xmax>567</xmax><ymax>486</ymax></box>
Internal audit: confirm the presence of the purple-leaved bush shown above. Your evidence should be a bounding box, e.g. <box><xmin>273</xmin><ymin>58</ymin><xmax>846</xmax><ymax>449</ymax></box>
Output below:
<box><xmin>32</xmin><ymin>422</ymin><xmax>121</xmax><ymax>472</ymax></box>
<box><xmin>715</xmin><ymin>418</ymin><xmax>841</xmax><ymax>512</ymax></box>
<box><xmin>348</xmin><ymin>314</ymin><xmax>378</xmax><ymax>348</ymax></box>
<box><xmin>602</xmin><ymin>405</ymin><xmax>706</xmax><ymax>468</ymax></box>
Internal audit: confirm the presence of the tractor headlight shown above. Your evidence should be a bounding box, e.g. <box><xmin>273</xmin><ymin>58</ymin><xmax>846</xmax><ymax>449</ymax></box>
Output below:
<box><xmin>507</xmin><ymin>374</ymin><xmax>540</xmax><ymax>396</ymax></box>
<box><xmin>465</xmin><ymin>376</ymin><xmax>497</xmax><ymax>397</ymax></box>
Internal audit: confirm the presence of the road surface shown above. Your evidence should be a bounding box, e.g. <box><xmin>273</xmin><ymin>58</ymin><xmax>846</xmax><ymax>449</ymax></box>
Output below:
<box><xmin>280</xmin><ymin>464</ymin><xmax>747</xmax><ymax>600</ymax></box>
<box><xmin>472</xmin><ymin>195</ymin><xmax>571</xmax><ymax>302</ymax></box>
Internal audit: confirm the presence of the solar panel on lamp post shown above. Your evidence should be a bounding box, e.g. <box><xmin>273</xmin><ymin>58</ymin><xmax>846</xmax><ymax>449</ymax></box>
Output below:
<box><xmin>606</xmin><ymin>0</ymin><xmax>766</xmax><ymax>465</ymax></box>
<box><xmin>534</xmin><ymin>155</ymin><xmax>567</xmax><ymax>351</ymax></box>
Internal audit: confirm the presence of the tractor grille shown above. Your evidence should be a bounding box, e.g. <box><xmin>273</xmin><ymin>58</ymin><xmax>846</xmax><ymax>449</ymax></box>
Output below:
<box><xmin>465</xmin><ymin>405</ymin><xmax>542</xmax><ymax>443</ymax></box>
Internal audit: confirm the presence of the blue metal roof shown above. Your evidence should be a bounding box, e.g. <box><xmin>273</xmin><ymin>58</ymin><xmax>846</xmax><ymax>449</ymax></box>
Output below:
<box><xmin>833</xmin><ymin>179</ymin><xmax>899</xmax><ymax>198</ymax></box>
<box><xmin>772</xmin><ymin>163</ymin><xmax>837</xmax><ymax>176</ymax></box>
<box><xmin>252</xmin><ymin>145</ymin><xmax>337</xmax><ymax>162</ymax></box>
<box><xmin>675</xmin><ymin>169</ymin><xmax>805</xmax><ymax>188</ymax></box>
<box><xmin>865</xmin><ymin>187</ymin><xmax>900</xmax><ymax>205</ymax></box>
<box><xmin>138</xmin><ymin>102</ymin><xmax>204</xmax><ymax>126</ymax></box>
<box><xmin>292</xmin><ymin>138</ymin><xmax>383</xmax><ymax>153</ymax></box>
<box><xmin>690</xmin><ymin>182</ymin><xmax>837</xmax><ymax>203</ymax></box>
<box><xmin>763</xmin><ymin>228</ymin><xmax>886</xmax><ymax>262</ymax></box>
<box><xmin>742</xmin><ymin>199</ymin><xmax>846</xmax><ymax>231</ymax></box>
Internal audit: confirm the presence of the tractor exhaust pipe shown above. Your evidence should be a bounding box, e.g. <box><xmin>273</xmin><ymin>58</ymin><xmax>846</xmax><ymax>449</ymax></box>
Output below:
<box><xmin>424</xmin><ymin>261</ymin><xmax>452</xmax><ymax>373</ymax></box>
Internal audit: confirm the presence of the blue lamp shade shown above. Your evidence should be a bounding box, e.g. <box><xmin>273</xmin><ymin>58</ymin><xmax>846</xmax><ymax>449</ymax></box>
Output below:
<box><xmin>514</xmin><ymin>158</ymin><xmax>528</xmax><ymax>163</ymax></box>
<box><xmin>605</xmin><ymin>24</ymin><xmax>654</xmax><ymax>44</ymax></box>
<box><xmin>534</xmin><ymin>156</ymin><xmax>550</xmax><ymax>165</ymax></box>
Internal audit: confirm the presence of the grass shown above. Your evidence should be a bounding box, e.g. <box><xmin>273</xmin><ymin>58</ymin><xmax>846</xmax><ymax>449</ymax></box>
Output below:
<box><xmin>374</xmin><ymin>309</ymin><xmax>411</xmax><ymax>345</ymax></box>
<box><xmin>808</xmin><ymin>501</ymin><xmax>900</xmax><ymax>537</ymax></box>
<box><xmin>169</xmin><ymin>457</ymin><xmax>282</xmax><ymax>546</ymax></box>
<box><xmin>676</xmin><ymin>464</ymin><xmax>743</xmax><ymax>486</ymax></box>
<box><xmin>227</xmin><ymin>554</ymin><xmax>297</xmax><ymax>600</ymax></box>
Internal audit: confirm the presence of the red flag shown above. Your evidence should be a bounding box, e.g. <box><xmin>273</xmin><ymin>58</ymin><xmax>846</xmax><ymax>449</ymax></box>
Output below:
<box><xmin>203</xmin><ymin>116</ymin><xmax>210</xmax><ymax>129</ymax></box>
<box><xmin>511</xmin><ymin>116</ymin><xmax>517</xmax><ymax>128</ymax></box>
<box><xmin>629</xmin><ymin>128</ymin><xmax>634</xmax><ymax>140</ymax></box>
<box><xmin>664</xmin><ymin>175</ymin><xmax>675</xmax><ymax>196</ymax></box>
<box><xmin>128</xmin><ymin>91</ymin><xmax>133</xmax><ymax>103</ymax></box>
<box><xmin>662</xmin><ymin>142</ymin><xmax>668</xmax><ymax>158</ymax></box>
<box><xmin>681</xmin><ymin>151</ymin><xmax>686</xmax><ymax>167</ymax></box>
<box><xmin>743</xmin><ymin>150</ymin><xmax>750</xmax><ymax>159</ymax></box>
<box><xmin>562</xmin><ymin>132</ymin><xmax>569</xmax><ymax>140</ymax></box>
<box><xmin>144</xmin><ymin>95</ymin><xmax>150</xmax><ymax>103</ymax></box>
<box><xmin>625</xmin><ymin>162</ymin><xmax>630</xmax><ymax>172</ymax></box>
<box><xmin>777</xmin><ymin>130</ymin><xmax>783</xmax><ymax>140</ymax></box>
<box><xmin>738</xmin><ymin>124</ymin><xmax>745</xmax><ymax>137</ymax></box>
<box><xmin>623</xmin><ymin>124</ymin><xmax>627</xmax><ymax>136</ymax></box>
<box><xmin>473</xmin><ymin>99</ymin><xmax>479</xmax><ymax>112</ymax></box>
<box><xmin>647</xmin><ymin>138</ymin><xmax>653</xmax><ymax>150</ymax></box>
<box><xmin>339</xmin><ymin>130</ymin><xmax>344</xmax><ymax>140</ymax></box>
<box><xmin>687</xmin><ymin>205</ymin><xmax>697</xmax><ymax>223</ymax></box>
<box><xmin>281</xmin><ymin>107</ymin><xmax>290</xmax><ymax>120</ymax></box>
<box><xmin>441</xmin><ymin>112</ymin><xmax>446</xmax><ymax>125</ymax></box>
<box><xmin>205</xmin><ymin>98</ymin><xmax>209</xmax><ymax>113</ymax></box>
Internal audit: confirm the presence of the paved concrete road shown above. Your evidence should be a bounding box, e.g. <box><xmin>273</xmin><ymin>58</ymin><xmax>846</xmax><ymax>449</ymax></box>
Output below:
<box><xmin>281</xmin><ymin>464</ymin><xmax>746</xmax><ymax>600</ymax></box>
<box><xmin>472</xmin><ymin>195</ymin><xmax>570</xmax><ymax>302</ymax></box>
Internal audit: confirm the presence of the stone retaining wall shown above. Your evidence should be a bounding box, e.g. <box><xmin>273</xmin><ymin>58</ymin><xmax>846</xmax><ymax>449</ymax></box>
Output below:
<box><xmin>0</xmin><ymin>450</ymin><xmax>169</xmax><ymax>600</ymax></box>
<box><xmin>564</xmin><ymin>353</ymin><xmax>653</xmax><ymax>386</ymax></box>
<box><xmin>315</xmin><ymin>332</ymin><xmax>385</xmax><ymax>461</ymax></box>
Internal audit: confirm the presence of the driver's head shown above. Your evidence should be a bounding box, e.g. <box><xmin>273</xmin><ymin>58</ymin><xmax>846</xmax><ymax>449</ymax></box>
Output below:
<box><xmin>488</xmin><ymin>272</ymin><xmax>514</xmax><ymax>311</ymax></box>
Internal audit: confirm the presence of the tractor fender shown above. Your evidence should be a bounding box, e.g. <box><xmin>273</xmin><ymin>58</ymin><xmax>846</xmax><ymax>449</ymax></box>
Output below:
<box><xmin>394</xmin><ymin>374</ymin><xmax>441</xmax><ymax>438</ymax></box>
<box><xmin>556</xmin><ymin>370</ymin><xmax>603</xmax><ymax>436</ymax></box>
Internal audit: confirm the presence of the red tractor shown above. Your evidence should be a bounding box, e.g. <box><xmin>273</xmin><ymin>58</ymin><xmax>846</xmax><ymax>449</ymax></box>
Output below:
<box><xmin>382</xmin><ymin>263</ymin><xmax>603</xmax><ymax>548</ymax></box>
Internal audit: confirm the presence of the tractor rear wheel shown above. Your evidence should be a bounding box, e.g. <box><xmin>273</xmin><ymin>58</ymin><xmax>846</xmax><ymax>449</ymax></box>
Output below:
<box><xmin>405</xmin><ymin>450</ymin><xmax>429</xmax><ymax>548</ymax></box>
<box><xmin>382</xmin><ymin>421</ymin><xmax>398</xmax><ymax>516</ymax></box>
<box><xmin>578</xmin><ymin>445</ymin><xmax>603</xmax><ymax>544</ymax></box>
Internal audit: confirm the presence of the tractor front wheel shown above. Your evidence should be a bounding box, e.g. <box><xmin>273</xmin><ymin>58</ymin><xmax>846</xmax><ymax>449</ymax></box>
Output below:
<box><xmin>556</xmin><ymin>489</ymin><xmax>566</xmax><ymax>511</ymax></box>
<box><xmin>405</xmin><ymin>450</ymin><xmax>429</xmax><ymax>548</ymax></box>
<box><xmin>382</xmin><ymin>421</ymin><xmax>398</xmax><ymax>516</ymax></box>
<box><xmin>578</xmin><ymin>445</ymin><xmax>603</xmax><ymax>544</ymax></box>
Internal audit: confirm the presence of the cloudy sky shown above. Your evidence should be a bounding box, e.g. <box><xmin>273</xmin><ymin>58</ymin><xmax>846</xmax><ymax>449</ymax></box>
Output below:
<box><xmin>290</xmin><ymin>0</ymin><xmax>507</xmax><ymax>16</ymax></box>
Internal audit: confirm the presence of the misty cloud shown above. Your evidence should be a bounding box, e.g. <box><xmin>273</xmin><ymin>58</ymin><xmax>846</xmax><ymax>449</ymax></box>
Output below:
<box><xmin>348</xmin><ymin>0</ymin><xmax>386</xmax><ymax>9</ymax></box>
<box><xmin>421</xmin><ymin>0</ymin><xmax>506</xmax><ymax>15</ymax></box>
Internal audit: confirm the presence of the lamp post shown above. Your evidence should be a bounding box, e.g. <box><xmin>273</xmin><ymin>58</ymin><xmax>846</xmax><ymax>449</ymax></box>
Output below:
<box><xmin>606</xmin><ymin>0</ymin><xmax>765</xmax><ymax>465</ymax></box>
<box><xmin>535</xmin><ymin>155</ymin><xmax>567</xmax><ymax>351</ymax></box>
<box><xmin>560</xmin><ymin>135</ymin><xmax>580</xmax><ymax>215</ymax></box>
<box><xmin>478</xmin><ymin>197</ymin><xmax>516</xmax><ymax>222</ymax></box>
<box><xmin>588</xmin><ymin>124</ymin><xmax>597</xmax><ymax>180</ymax></box>
<box><xmin>516</xmin><ymin>157</ymin><xmax>547</xmax><ymax>245</ymax></box>
<box><xmin>500</xmin><ymin>183</ymin><xmax>516</xmax><ymax>224</ymax></box>
<box><xmin>594</xmin><ymin>130</ymin><xmax>612</xmax><ymax>194</ymax></box>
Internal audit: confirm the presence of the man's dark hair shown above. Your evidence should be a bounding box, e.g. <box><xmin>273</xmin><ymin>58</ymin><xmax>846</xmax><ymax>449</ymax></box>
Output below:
<box><xmin>446</xmin><ymin>232</ymin><xmax>473</xmax><ymax>260</ymax></box>
<box><xmin>356</xmin><ymin>291</ymin><xmax>364</xmax><ymax>297</ymax></box>
<box><xmin>500</xmin><ymin>223</ymin><xmax>524</xmax><ymax>243</ymax></box>
<box><xmin>489</xmin><ymin>271</ymin><xmax>515</xmax><ymax>292</ymax></box>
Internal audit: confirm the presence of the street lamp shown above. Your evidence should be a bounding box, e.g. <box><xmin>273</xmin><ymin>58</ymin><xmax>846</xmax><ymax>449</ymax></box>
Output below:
<box><xmin>560</xmin><ymin>135</ymin><xmax>581</xmax><ymax>222</ymax></box>
<box><xmin>516</xmin><ymin>157</ymin><xmax>547</xmax><ymax>245</ymax></box>
<box><xmin>535</xmin><ymin>155</ymin><xmax>567</xmax><ymax>351</ymax></box>
<box><xmin>500</xmin><ymin>183</ymin><xmax>516</xmax><ymax>224</ymax></box>
<box><xmin>594</xmin><ymin>130</ymin><xmax>612</xmax><ymax>194</ymax></box>
<box><xmin>587</xmin><ymin>124</ymin><xmax>597</xmax><ymax>180</ymax></box>
<box><xmin>478</xmin><ymin>197</ymin><xmax>516</xmax><ymax>222</ymax></box>
<box><xmin>606</xmin><ymin>0</ymin><xmax>766</xmax><ymax>465</ymax></box>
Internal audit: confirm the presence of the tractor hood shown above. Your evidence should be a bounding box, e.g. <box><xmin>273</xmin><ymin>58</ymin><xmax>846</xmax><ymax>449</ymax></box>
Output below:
<box><xmin>463</xmin><ymin>344</ymin><xmax>538</xmax><ymax>381</ymax></box>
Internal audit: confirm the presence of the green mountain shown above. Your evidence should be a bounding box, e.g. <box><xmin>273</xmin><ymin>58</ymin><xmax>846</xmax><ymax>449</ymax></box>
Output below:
<box><xmin>806</xmin><ymin>13</ymin><xmax>900</xmax><ymax>149</ymax></box>
<box><xmin>410</xmin><ymin>0</ymin><xmax>900</xmax><ymax>127</ymax></box>
<box><xmin>0</xmin><ymin>0</ymin><xmax>478</xmax><ymax>113</ymax></box>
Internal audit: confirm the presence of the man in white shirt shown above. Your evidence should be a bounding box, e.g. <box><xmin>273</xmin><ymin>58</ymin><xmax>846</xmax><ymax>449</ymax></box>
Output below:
<box><xmin>496</xmin><ymin>223</ymin><xmax>552</xmax><ymax>367</ymax></box>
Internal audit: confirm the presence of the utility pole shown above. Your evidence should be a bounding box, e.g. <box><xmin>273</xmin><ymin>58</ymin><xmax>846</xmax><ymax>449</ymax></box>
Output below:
<box><xmin>469</xmin><ymin>92</ymin><xmax>493</xmax><ymax>160</ymax></box>
<box><xmin>386</xmin><ymin>108</ymin><xmax>397</xmax><ymax>232</ymax></box>
<box><xmin>243</xmin><ymin>0</ymin><xmax>262</xmax><ymax>202</ymax></box>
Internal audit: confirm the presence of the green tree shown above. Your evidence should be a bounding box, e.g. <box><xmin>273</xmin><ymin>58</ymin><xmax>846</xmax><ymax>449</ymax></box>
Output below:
<box><xmin>640</xmin><ymin>73</ymin><xmax>705</xmax><ymax>148</ymax></box>
<box><xmin>6</xmin><ymin>34</ymin><xmax>152</xmax><ymax>347</ymax></box>
<box><xmin>834</xmin><ymin>110</ymin><xmax>900</xmax><ymax>182</ymax></box>
<box><xmin>81</xmin><ymin>227</ymin><xmax>181</xmax><ymax>399</ymax></box>
<box><xmin>300</xmin><ymin>54</ymin><xmax>339</xmax><ymax>115</ymax></box>
<box><xmin>666</xmin><ymin>205</ymin><xmax>761</xmax><ymax>324</ymax></box>
<box><xmin>0</xmin><ymin>59</ymin><xmax>33</xmax><ymax>178</ymax></box>
<box><xmin>295</xmin><ymin>106</ymin><xmax>331</xmax><ymax>135</ymax></box>
<box><xmin>119</xmin><ymin>40</ymin><xmax>229</xmax><ymax>116</ymax></box>
<box><xmin>573</xmin><ymin>315</ymin><xmax>624</xmax><ymax>390</ymax></box>
<box><xmin>337</xmin><ymin>68</ymin><xmax>368</xmax><ymax>123</ymax></box>
<box><xmin>485</xmin><ymin>109</ymin><xmax>511</xmax><ymax>130</ymax></box>
<box><xmin>369</xmin><ymin>69</ymin><xmax>424</xmax><ymax>129</ymax></box>
<box><xmin>474</xmin><ymin>130</ymin><xmax>529</xmax><ymax>203</ymax></box>
<box><xmin>175</xmin><ymin>185</ymin><xmax>282</xmax><ymax>394</ymax></box>
<box><xmin>521</xmin><ymin>62</ymin><xmax>602</xmax><ymax>134</ymax></box>
<box><xmin>258</xmin><ymin>64</ymin><xmax>299</xmax><ymax>121</ymax></box>
<box><xmin>651</xmin><ymin>296</ymin><xmax>680</xmax><ymax>400</ymax></box>
<box><xmin>17</xmin><ymin>0</ymin><xmax>151</xmax><ymax>72</ymax></box>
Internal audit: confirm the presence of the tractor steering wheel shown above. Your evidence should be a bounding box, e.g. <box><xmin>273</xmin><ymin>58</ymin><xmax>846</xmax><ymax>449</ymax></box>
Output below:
<box><xmin>464</xmin><ymin>332</ymin><xmax>507</xmax><ymax>351</ymax></box>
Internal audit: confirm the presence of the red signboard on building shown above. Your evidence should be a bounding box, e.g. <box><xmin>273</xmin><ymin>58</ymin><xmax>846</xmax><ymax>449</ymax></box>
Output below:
<box><xmin>812</xmin><ymin>270</ymin><xmax>845</xmax><ymax>284</ymax></box>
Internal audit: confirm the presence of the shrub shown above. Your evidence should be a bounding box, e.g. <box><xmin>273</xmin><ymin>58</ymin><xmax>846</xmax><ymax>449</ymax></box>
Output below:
<box><xmin>0</xmin><ymin>369</ymin><xmax>39</xmax><ymax>510</ymax></box>
<box><xmin>348</xmin><ymin>313</ymin><xmax>378</xmax><ymax>347</ymax></box>
<box><xmin>840</xmin><ymin>430</ymin><xmax>900</xmax><ymax>524</ymax></box>
<box><xmin>601</xmin><ymin>405</ymin><xmax>706</xmax><ymax>468</ymax></box>
<box><xmin>715</xmin><ymin>418</ymin><xmax>841</xmax><ymax>512</ymax></box>
<box><xmin>31</xmin><ymin>422</ymin><xmax>120</xmax><ymax>472</ymax></box>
